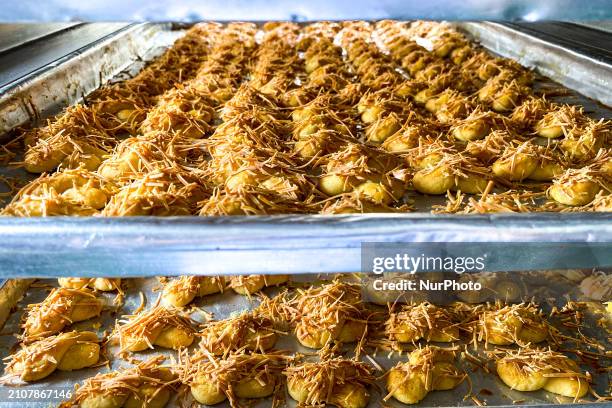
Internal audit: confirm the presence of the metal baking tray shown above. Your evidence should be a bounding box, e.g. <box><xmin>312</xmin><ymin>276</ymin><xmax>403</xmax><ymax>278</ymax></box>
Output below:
<box><xmin>0</xmin><ymin>273</ymin><xmax>610</xmax><ymax>407</ymax></box>
<box><xmin>0</xmin><ymin>22</ymin><xmax>611</xmax><ymax>278</ymax></box>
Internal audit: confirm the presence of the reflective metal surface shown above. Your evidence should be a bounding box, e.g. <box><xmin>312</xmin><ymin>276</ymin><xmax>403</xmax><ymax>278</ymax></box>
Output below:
<box><xmin>0</xmin><ymin>23</ymin><xmax>80</xmax><ymax>54</ymax></box>
<box><xmin>0</xmin><ymin>214</ymin><xmax>610</xmax><ymax>277</ymax></box>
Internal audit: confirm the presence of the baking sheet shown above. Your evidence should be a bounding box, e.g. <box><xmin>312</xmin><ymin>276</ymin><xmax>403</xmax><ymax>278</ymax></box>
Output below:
<box><xmin>0</xmin><ymin>23</ymin><xmax>612</xmax><ymax>226</ymax></box>
<box><xmin>0</xmin><ymin>23</ymin><xmax>81</xmax><ymax>55</ymax></box>
<box><xmin>0</xmin><ymin>273</ymin><xmax>610</xmax><ymax>407</ymax></box>
<box><xmin>1</xmin><ymin>22</ymin><xmax>610</xmax><ymax>197</ymax></box>
<box><xmin>0</xmin><ymin>23</ymin><xmax>612</xmax><ymax>277</ymax></box>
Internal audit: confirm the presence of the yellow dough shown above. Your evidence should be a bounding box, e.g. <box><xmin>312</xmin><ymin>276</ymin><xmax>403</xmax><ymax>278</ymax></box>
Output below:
<box><xmin>548</xmin><ymin>169</ymin><xmax>602</xmax><ymax>207</ymax></box>
<box><xmin>288</xmin><ymin>281</ymin><xmax>367</xmax><ymax>349</ymax></box>
<box><xmin>179</xmin><ymin>351</ymin><xmax>286</xmax><ymax>405</ymax></box>
<box><xmin>452</xmin><ymin>119</ymin><xmax>490</xmax><ymax>142</ymax></box>
<box><xmin>497</xmin><ymin>349</ymin><xmax>589</xmax><ymax>398</ymax></box>
<box><xmin>58</xmin><ymin>278</ymin><xmax>121</xmax><ymax>292</ymax></box>
<box><xmin>161</xmin><ymin>275</ymin><xmax>226</xmax><ymax>307</ymax></box>
<box><xmin>413</xmin><ymin>164</ymin><xmax>455</xmax><ymax>195</ymax></box>
<box><xmin>115</xmin><ymin>305</ymin><xmax>196</xmax><ymax>352</ymax></box>
<box><xmin>386</xmin><ymin>346</ymin><xmax>465</xmax><ymax>405</ymax></box>
<box><xmin>66</xmin><ymin>357</ymin><xmax>175</xmax><ymax>408</ymax></box>
<box><xmin>23</xmin><ymin>288</ymin><xmax>102</xmax><ymax>338</ymax></box>
<box><xmin>200</xmin><ymin>309</ymin><xmax>278</xmax><ymax>355</ymax></box>
<box><xmin>286</xmin><ymin>358</ymin><xmax>375</xmax><ymax>408</ymax></box>
<box><xmin>477</xmin><ymin>302</ymin><xmax>548</xmax><ymax>345</ymax></box>
<box><xmin>5</xmin><ymin>331</ymin><xmax>99</xmax><ymax>381</ymax></box>
<box><xmin>1</xmin><ymin>169</ymin><xmax>115</xmax><ymax>216</ymax></box>
<box><xmin>385</xmin><ymin>302</ymin><xmax>460</xmax><ymax>343</ymax></box>
<box><xmin>492</xmin><ymin>144</ymin><xmax>538</xmax><ymax>181</ymax></box>
<box><xmin>229</xmin><ymin>274</ymin><xmax>290</xmax><ymax>295</ymax></box>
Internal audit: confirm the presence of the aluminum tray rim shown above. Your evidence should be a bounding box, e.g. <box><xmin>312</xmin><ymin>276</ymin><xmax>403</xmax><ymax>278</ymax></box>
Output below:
<box><xmin>1</xmin><ymin>212</ymin><xmax>610</xmax><ymax>243</ymax></box>
<box><xmin>0</xmin><ymin>213</ymin><xmax>609</xmax><ymax>277</ymax></box>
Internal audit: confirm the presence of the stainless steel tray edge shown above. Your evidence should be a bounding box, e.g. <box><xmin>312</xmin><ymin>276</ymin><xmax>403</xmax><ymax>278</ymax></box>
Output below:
<box><xmin>0</xmin><ymin>22</ymin><xmax>178</xmax><ymax>139</ymax></box>
<box><xmin>0</xmin><ymin>214</ymin><xmax>610</xmax><ymax>277</ymax></box>
<box><xmin>456</xmin><ymin>22</ymin><xmax>612</xmax><ymax>108</ymax></box>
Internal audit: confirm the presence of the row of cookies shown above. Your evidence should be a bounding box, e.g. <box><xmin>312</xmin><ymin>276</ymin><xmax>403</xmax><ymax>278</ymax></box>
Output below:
<box><xmin>3</xmin><ymin>277</ymin><xmax>599</xmax><ymax>406</ymax></box>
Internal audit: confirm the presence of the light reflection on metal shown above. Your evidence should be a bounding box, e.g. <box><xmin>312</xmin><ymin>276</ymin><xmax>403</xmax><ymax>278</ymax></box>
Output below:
<box><xmin>0</xmin><ymin>214</ymin><xmax>610</xmax><ymax>277</ymax></box>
